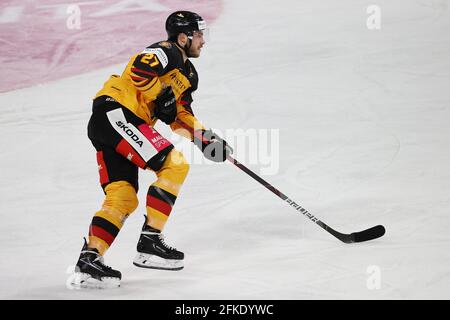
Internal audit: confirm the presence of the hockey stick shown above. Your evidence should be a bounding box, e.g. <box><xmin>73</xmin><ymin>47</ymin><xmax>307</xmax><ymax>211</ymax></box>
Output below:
<box><xmin>174</xmin><ymin>120</ymin><xmax>385</xmax><ymax>243</ymax></box>
<box><xmin>226</xmin><ymin>155</ymin><xmax>385</xmax><ymax>243</ymax></box>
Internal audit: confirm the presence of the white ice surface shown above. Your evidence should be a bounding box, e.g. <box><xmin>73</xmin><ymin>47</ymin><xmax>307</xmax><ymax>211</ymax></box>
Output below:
<box><xmin>1</xmin><ymin>0</ymin><xmax>450</xmax><ymax>299</ymax></box>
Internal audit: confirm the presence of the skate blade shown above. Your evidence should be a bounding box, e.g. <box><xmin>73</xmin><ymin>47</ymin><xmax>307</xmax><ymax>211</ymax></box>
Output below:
<box><xmin>67</xmin><ymin>272</ymin><xmax>121</xmax><ymax>289</ymax></box>
<box><xmin>133</xmin><ymin>252</ymin><xmax>184</xmax><ymax>271</ymax></box>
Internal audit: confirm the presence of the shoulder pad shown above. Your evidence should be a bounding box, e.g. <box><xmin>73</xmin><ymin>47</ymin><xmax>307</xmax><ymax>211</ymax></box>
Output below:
<box><xmin>144</xmin><ymin>41</ymin><xmax>181</xmax><ymax>67</ymax></box>
<box><xmin>140</xmin><ymin>47</ymin><xmax>169</xmax><ymax>68</ymax></box>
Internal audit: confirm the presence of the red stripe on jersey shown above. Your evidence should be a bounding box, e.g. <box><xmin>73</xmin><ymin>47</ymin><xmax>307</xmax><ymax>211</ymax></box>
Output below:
<box><xmin>131</xmin><ymin>67</ymin><xmax>157</xmax><ymax>78</ymax></box>
<box><xmin>89</xmin><ymin>225</ymin><xmax>115</xmax><ymax>246</ymax></box>
<box><xmin>115</xmin><ymin>139</ymin><xmax>147</xmax><ymax>169</ymax></box>
<box><xmin>178</xmin><ymin>120</ymin><xmax>209</xmax><ymax>145</ymax></box>
<box><xmin>135</xmin><ymin>79</ymin><xmax>151</xmax><ymax>88</ymax></box>
<box><xmin>140</xmin><ymin>77</ymin><xmax>160</xmax><ymax>91</ymax></box>
<box><xmin>147</xmin><ymin>195</ymin><xmax>172</xmax><ymax>216</ymax></box>
<box><xmin>96</xmin><ymin>151</ymin><xmax>109</xmax><ymax>185</ymax></box>
<box><xmin>130</xmin><ymin>74</ymin><xmax>147</xmax><ymax>82</ymax></box>
<box><xmin>175</xmin><ymin>119</ymin><xmax>193</xmax><ymax>132</ymax></box>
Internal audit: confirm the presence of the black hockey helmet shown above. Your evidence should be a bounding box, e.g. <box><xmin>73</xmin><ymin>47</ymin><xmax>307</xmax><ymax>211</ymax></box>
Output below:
<box><xmin>165</xmin><ymin>11</ymin><xmax>206</xmax><ymax>41</ymax></box>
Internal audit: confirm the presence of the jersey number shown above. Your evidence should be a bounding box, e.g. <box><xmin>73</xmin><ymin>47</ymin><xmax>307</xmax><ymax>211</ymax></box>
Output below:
<box><xmin>141</xmin><ymin>54</ymin><xmax>160</xmax><ymax>67</ymax></box>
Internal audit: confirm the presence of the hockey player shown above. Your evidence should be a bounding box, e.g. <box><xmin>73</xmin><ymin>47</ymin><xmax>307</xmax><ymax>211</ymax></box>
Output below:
<box><xmin>71</xmin><ymin>11</ymin><xmax>232</xmax><ymax>288</ymax></box>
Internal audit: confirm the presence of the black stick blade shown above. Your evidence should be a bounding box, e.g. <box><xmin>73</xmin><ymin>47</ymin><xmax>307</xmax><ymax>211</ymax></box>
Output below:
<box><xmin>351</xmin><ymin>225</ymin><xmax>386</xmax><ymax>243</ymax></box>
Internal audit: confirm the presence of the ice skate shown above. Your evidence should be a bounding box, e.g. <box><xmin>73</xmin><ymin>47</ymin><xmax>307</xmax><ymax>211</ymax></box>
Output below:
<box><xmin>133</xmin><ymin>224</ymin><xmax>184</xmax><ymax>271</ymax></box>
<box><xmin>69</xmin><ymin>239</ymin><xmax>121</xmax><ymax>289</ymax></box>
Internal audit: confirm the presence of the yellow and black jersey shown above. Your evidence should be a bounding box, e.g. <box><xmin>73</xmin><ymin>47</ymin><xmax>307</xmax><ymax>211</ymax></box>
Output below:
<box><xmin>94</xmin><ymin>40</ymin><xmax>205</xmax><ymax>140</ymax></box>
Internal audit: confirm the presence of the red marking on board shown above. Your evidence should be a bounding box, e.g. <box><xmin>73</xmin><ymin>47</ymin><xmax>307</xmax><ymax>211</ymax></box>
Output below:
<box><xmin>0</xmin><ymin>0</ymin><xmax>223</xmax><ymax>92</ymax></box>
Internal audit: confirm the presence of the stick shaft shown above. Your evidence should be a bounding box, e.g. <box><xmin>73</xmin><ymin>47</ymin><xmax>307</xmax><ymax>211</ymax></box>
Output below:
<box><xmin>226</xmin><ymin>155</ymin><xmax>324</xmax><ymax>225</ymax></box>
<box><xmin>226</xmin><ymin>156</ymin><xmax>288</xmax><ymax>200</ymax></box>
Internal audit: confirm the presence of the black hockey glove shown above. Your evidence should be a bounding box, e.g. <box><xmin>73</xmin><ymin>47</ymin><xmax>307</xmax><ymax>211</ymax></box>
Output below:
<box><xmin>193</xmin><ymin>129</ymin><xmax>233</xmax><ymax>162</ymax></box>
<box><xmin>153</xmin><ymin>86</ymin><xmax>177</xmax><ymax>125</ymax></box>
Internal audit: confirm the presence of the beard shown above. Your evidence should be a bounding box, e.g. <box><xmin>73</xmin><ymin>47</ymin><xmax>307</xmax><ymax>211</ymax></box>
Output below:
<box><xmin>187</xmin><ymin>47</ymin><xmax>201</xmax><ymax>58</ymax></box>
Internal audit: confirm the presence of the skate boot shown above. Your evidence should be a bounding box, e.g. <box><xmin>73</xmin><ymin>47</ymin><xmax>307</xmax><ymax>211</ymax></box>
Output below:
<box><xmin>69</xmin><ymin>239</ymin><xmax>121</xmax><ymax>289</ymax></box>
<box><xmin>133</xmin><ymin>224</ymin><xmax>184</xmax><ymax>271</ymax></box>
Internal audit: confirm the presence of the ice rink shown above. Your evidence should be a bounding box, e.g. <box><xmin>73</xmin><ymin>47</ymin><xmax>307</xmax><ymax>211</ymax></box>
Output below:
<box><xmin>1</xmin><ymin>0</ymin><xmax>449</xmax><ymax>299</ymax></box>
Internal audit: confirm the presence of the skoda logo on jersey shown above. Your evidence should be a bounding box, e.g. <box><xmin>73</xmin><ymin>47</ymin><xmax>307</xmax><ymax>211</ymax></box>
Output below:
<box><xmin>106</xmin><ymin>108</ymin><xmax>163</xmax><ymax>163</ymax></box>
<box><xmin>116</xmin><ymin>120</ymin><xmax>144</xmax><ymax>147</ymax></box>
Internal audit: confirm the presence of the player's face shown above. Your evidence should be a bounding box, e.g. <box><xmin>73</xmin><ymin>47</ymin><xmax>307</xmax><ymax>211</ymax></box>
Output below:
<box><xmin>187</xmin><ymin>31</ymin><xmax>205</xmax><ymax>58</ymax></box>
